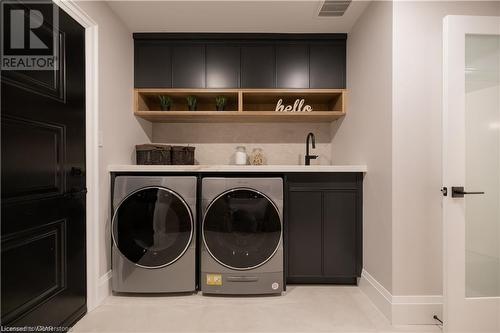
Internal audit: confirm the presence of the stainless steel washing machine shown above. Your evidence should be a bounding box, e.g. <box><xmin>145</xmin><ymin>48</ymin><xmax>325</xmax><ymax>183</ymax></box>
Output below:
<box><xmin>201</xmin><ymin>177</ymin><xmax>283</xmax><ymax>295</ymax></box>
<box><xmin>112</xmin><ymin>176</ymin><xmax>196</xmax><ymax>293</ymax></box>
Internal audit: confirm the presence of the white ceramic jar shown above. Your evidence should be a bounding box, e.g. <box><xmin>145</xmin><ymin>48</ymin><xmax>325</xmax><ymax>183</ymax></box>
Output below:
<box><xmin>235</xmin><ymin>146</ymin><xmax>247</xmax><ymax>165</ymax></box>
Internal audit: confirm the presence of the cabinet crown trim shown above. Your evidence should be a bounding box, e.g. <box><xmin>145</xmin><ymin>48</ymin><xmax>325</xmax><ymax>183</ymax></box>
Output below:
<box><xmin>133</xmin><ymin>33</ymin><xmax>348</xmax><ymax>41</ymax></box>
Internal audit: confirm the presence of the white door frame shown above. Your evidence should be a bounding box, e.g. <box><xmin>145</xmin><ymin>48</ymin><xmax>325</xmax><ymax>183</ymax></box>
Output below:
<box><xmin>51</xmin><ymin>0</ymin><xmax>101</xmax><ymax>312</ymax></box>
<box><xmin>443</xmin><ymin>15</ymin><xmax>500</xmax><ymax>332</ymax></box>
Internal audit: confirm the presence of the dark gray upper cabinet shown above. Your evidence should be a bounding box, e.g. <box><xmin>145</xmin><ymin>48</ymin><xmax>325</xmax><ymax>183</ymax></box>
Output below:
<box><xmin>276</xmin><ymin>43</ymin><xmax>309</xmax><ymax>88</ymax></box>
<box><xmin>133</xmin><ymin>34</ymin><xmax>347</xmax><ymax>89</ymax></box>
<box><xmin>310</xmin><ymin>42</ymin><xmax>346</xmax><ymax>88</ymax></box>
<box><xmin>206</xmin><ymin>45</ymin><xmax>240</xmax><ymax>88</ymax></box>
<box><xmin>134</xmin><ymin>41</ymin><xmax>172</xmax><ymax>88</ymax></box>
<box><xmin>240</xmin><ymin>45</ymin><xmax>275</xmax><ymax>88</ymax></box>
<box><xmin>172</xmin><ymin>44</ymin><xmax>205</xmax><ymax>88</ymax></box>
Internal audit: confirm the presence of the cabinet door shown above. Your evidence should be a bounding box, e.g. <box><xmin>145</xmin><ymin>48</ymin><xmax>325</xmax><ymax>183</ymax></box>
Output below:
<box><xmin>172</xmin><ymin>44</ymin><xmax>205</xmax><ymax>88</ymax></box>
<box><xmin>206</xmin><ymin>45</ymin><xmax>240</xmax><ymax>88</ymax></box>
<box><xmin>287</xmin><ymin>191</ymin><xmax>322</xmax><ymax>278</ymax></box>
<box><xmin>240</xmin><ymin>45</ymin><xmax>275</xmax><ymax>88</ymax></box>
<box><xmin>134</xmin><ymin>41</ymin><xmax>172</xmax><ymax>88</ymax></box>
<box><xmin>276</xmin><ymin>43</ymin><xmax>309</xmax><ymax>88</ymax></box>
<box><xmin>323</xmin><ymin>191</ymin><xmax>357</xmax><ymax>277</ymax></box>
<box><xmin>309</xmin><ymin>42</ymin><xmax>346</xmax><ymax>88</ymax></box>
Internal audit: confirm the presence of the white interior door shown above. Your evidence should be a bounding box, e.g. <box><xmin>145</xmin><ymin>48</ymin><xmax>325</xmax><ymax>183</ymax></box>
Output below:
<box><xmin>443</xmin><ymin>15</ymin><xmax>500</xmax><ymax>332</ymax></box>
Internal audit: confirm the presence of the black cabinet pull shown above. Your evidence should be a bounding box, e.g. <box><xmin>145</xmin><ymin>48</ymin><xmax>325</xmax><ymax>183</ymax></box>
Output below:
<box><xmin>71</xmin><ymin>167</ymin><xmax>83</xmax><ymax>176</ymax></box>
<box><xmin>451</xmin><ymin>186</ymin><xmax>485</xmax><ymax>198</ymax></box>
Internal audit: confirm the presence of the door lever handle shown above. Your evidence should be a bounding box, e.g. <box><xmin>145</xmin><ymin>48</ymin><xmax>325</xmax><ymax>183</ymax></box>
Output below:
<box><xmin>451</xmin><ymin>186</ymin><xmax>485</xmax><ymax>198</ymax></box>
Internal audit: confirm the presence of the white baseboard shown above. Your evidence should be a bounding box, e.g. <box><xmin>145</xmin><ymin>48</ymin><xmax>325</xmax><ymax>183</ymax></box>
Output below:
<box><xmin>359</xmin><ymin>270</ymin><xmax>393</xmax><ymax>321</ymax></box>
<box><xmin>96</xmin><ymin>270</ymin><xmax>112</xmax><ymax>306</ymax></box>
<box><xmin>360</xmin><ymin>269</ymin><xmax>443</xmax><ymax>325</ymax></box>
<box><xmin>392</xmin><ymin>294</ymin><xmax>443</xmax><ymax>325</ymax></box>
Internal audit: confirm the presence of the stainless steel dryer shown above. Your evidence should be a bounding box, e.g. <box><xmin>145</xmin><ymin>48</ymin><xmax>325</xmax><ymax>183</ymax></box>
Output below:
<box><xmin>201</xmin><ymin>177</ymin><xmax>283</xmax><ymax>295</ymax></box>
<box><xmin>112</xmin><ymin>176</ymin><xmax>196</xmax><ymax>293</ymax></box>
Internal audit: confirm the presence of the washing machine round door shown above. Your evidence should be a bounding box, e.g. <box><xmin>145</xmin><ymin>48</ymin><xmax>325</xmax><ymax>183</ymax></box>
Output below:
<box><xmin>203</xmin><ymin>188</ymin><xmax>281</xmax><ymax>270</ymax></box>
<box><xmin>112</xmin><ymin>187</ymin><xmax>193</xmax><ymax>268</ymax></box>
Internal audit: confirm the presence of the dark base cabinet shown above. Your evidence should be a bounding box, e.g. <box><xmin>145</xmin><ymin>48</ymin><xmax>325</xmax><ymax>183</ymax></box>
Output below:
<box><xmin>110</xmin><ymin>171</ymin><xmax>363</xmax><ymax>287</ymax></box>
<box><xmin>285</xmin><ymin>173</ymin><xmax>363</xmax><ymax>284</ymax></box>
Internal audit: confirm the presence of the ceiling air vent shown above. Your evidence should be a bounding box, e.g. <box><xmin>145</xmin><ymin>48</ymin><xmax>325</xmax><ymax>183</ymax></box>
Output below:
<box><xmin>318</xmin><ymin>0</ymin><xmax>352</xmax><ymax>17</ymax></box>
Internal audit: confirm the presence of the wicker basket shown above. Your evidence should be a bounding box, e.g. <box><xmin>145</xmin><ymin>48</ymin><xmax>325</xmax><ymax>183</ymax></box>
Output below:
<box><xmin>171</xmin><ymin>146</ymin><xmax>195</xmax><ymax>165</ymax></box>
<box><xmin>136</xmin><ymin>144</ymin><xmax>171</xmax><ymax>165</ymax></box>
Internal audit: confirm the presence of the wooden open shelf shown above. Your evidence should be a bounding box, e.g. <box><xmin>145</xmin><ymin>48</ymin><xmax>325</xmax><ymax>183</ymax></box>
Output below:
<box><xmin>134</xmin><ymin>89</ymin><xmax>346</xmax><ymax>123</ymax></box>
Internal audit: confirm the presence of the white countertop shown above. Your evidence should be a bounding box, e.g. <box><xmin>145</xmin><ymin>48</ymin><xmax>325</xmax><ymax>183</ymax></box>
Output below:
<box><xmin>108</xmin><ymin>164</ymin><xmax>367</xmax><ymax>173</ymax></box>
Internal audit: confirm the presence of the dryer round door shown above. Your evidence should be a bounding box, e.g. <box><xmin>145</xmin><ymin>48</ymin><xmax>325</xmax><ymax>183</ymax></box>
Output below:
<box><xmin>203</xmin><ymin>188</ymin><xmax>281</xmax><ymax>270</ymax></box>
<box><xmin>112</xmin><ymin>187</ymin><xmax>193</xmax><ymax>269</ymax></box>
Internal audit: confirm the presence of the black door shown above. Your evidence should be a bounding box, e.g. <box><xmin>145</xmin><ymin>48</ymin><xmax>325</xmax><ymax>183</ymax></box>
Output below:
<box><xmin>1</xmin><ymin>3</ymin><xmax>86</xmax><ymax>329</ymax></box>
<box><xmin>112</xmin><ymin>187</ymin><xmax>194</xmax><ymax>268</ymax></box>
<box><xmin>206</xmin><ymin>45</ymin><xmax>240</xmax><ymax>88</ymax></box>
<box><xmin>323</xmin><ymin>192</ymin><xmax>357</xmax><ymax>277</ymax></box>
<box><xmin>276</xmin><ymin>43</ymin><xmax>309</xmax><ymax>88</ymax></box>
<box><xmin>203</xmin><ymin>189</ymin><xmax>281</xmax><ymax>270</ymax></box>
<box><xmin>134</xmin><ymin>41</ymin><xmax>172</xmax><ymax>88</ymax></box>
<box><xmin>309</xmin><ymin>42</ymin><xmax>346</xmax><ymax>88</ymax></box>
<box><xmin>240</xmin><ymin>44</ymin><xmax>275</xmax><ymax>88</ymax></box>
<box><xmin>287</xmin><ymin>191</ymin><xmax>322</xmax><ymax>278</ymax></box>
<box><xmin>171</xmin><ymin>44</ymin><xmax>206</xmax><ymax>88</ymax></box>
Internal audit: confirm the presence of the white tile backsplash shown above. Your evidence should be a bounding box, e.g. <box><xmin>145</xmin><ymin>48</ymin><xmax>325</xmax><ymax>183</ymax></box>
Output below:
<box><xmin>152</xmin><ymin>122</ymin><xmax>334</xmax><ymax>165</ymax></box>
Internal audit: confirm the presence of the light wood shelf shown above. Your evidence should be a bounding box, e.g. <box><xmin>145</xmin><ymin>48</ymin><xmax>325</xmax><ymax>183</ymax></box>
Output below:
<box><xmin>134</xmin><ymin>88</ymin><xmax>346</xmax><ymax>123</ymax></box>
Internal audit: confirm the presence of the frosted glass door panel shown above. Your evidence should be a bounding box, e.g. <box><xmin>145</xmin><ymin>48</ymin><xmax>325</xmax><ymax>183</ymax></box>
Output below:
<box><xmin>465</xmin><ymin>34</ymin><xmax>500</xmax><ymax>297</ymax></box>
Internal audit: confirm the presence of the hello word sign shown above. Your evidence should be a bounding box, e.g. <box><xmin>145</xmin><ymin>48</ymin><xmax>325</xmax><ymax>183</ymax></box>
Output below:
<box><xmin>275</xmin><ymin>99</ymin><xmax>313</xmax><ymax>113</ymax></box>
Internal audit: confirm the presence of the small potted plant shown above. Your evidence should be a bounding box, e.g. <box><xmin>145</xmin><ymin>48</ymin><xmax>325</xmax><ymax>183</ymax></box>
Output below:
<box><xmin>186</xmin><ymin>95</ymin><xmax>197</xmax><ymax>111</ymax></box>
<box><xmin>215</xmin><ymin>96</ymin><xmax>227</xmax><ymax>111</ymax></box>
<box><xmin>158</xmin><ymin>95</ymin><xmax>172</xmax><ymax>111</ymax></box>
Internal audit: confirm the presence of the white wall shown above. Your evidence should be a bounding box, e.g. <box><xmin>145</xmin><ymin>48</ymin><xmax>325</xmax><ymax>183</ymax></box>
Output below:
<box><xmin>334</xmin><ymin>1</ymin><xmax>500</xmax><ymax>324</ymax></box>
<box><xmin>70</xmin><ymin>0</ymin><xmax>500</xmax><ymax>320</ymax></box>
<box><xmin>331</xmin><ymin>0</ymin><xmax>393</xmax><ymax>294</ymax></box>
<box><xmin>392</xmin><ymin>0</ymin><xmax>500</xmax><ymax>297</ymax></box>
<box><xmin>75</xmin><ymin>1</ymin><xmax>152</xmax><ymax>281</ymax></box>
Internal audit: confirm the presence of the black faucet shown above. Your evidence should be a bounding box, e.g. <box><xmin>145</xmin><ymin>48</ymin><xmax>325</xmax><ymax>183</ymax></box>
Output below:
<box><xmin>305</xmin><ymin>132</ymin><xmax>318</xmax><ymax>165</ymax></box>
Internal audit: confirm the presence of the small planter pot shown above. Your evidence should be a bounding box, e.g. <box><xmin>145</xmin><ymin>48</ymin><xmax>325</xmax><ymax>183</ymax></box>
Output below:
<box><xmin>216</xmin><ymin>105</ymin><xmax>225</xmax><ymax>111</ymax></box>
<box><xmin>188</xmin><ymin>105</ymin><xmax>197</xmax><ymax>111</ymax></box>
<box><xmin>160</xmin><ymin>105</ymin><xmax>171</xmax><ymax>111</ymax></box>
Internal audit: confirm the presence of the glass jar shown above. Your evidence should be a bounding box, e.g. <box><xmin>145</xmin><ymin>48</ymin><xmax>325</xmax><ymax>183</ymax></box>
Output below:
<box><xmin>235</xmin><ymin>146</ymin><xmax>247</xmax><ymax>165</ymax></box>
<box><xmin>250</xmin><ymin>148</ymin><xmax>265</xmax><ymax>165</ymax></box>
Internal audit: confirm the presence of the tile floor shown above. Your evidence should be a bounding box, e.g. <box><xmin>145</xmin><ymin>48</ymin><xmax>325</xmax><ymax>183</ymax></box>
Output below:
<box><xmin>72</xmin><ymin>286</ymin><xmax>442</xmax><ymax>333</ymax></box>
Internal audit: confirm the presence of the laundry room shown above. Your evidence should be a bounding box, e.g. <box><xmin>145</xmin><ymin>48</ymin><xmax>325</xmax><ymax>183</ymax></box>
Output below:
<box><xmin>1</xmin><ymin>1</ymin><xmax>499</xmax><ymax>332</ymax></box>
